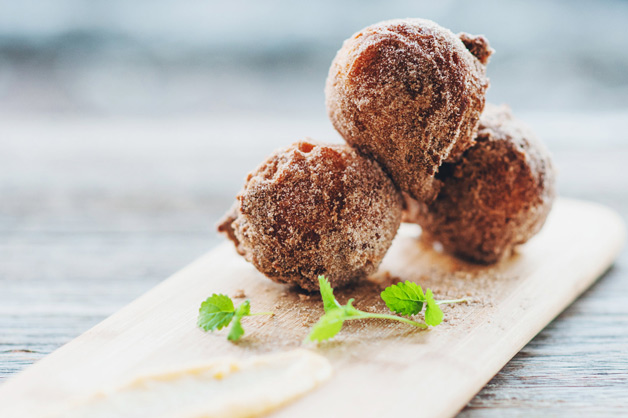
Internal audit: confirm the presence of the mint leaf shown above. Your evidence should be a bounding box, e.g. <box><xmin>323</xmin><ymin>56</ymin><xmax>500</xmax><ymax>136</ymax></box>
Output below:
<box><xmin>380</xmin><ymin>281</ymin><xmax>426</xmax><ymax>316</ymax></box>
<box><xmin>381</xmin><ymin>281</ymin><xmax>464</xmax><ymax>326</ymax></box>
<box><xmin>228</xmin><ymin>300</ymin><xmax>251</xmax><ymax>341</ymax></box>
<box><xmin>198</xmin><ymin>294</ymin><xmax>272</xmax><ymax>342</ymax></box>
<box><xmin>318</xmin><ymin>275</ymin><xmax>340</xmax><ymax>313</ymax></box>
<box><xmin>197</xmin><ymin>294</ymin><xmax>235</xmax><ymax>331</ymax></box>
<box><xmin>307</xmin><ymin>308</ymin><xmax>346</xmax><ymax>342</ymax></box>
<box><xmin>306</xmin><ymin>277</ymin><xmax>427</xmax><ymax>342</ymax></box>
<box><xmin>424</xmin><ymin>289</ymin><xmax>444</xmax><ymax>326</ymax></box>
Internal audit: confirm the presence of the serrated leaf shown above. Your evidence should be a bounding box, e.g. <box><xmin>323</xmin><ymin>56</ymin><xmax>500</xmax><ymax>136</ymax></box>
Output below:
<box><xmin>424</xmin><ymin>289</ymin><xmax>444</xmax><ymax>326</ymax></box>
<box><xmin>228</xmin><ymin>300</ymin><xmax>251</xmax><ymax>341</ymax></box>
<box><xmin>380</xmin><ymin>281</ymin><xmax>426</xmax><ymax>316</ymax></box>
<box><xmin>307</xmin><ymin>279</ymin><xmax>432</xmax><ymax>342</ymax></box>
<box><xmin>318</xmin><ymin>275</ymin><xmax>340</xmax><ymax>313</ymax></box>
<box><xmin>197</xmin><ymin>294</ymin><xmax>235</xmax><ymax>332</ymax></box>
<box><xmin>306</xmin><ymin>309</ymin><xmax>346</xmax><ymax>342</ymax></box>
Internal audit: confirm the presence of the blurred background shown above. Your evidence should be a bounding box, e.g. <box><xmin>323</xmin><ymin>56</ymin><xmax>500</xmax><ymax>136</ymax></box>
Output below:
<box><xmin>2</xmin><ymin>0</ymin><xmax>627</xmax><ymax>228</ymax></box>
<box><xmin>1</xmin><ymin>0</ymin><xmax>628</xmax><ymax>412</ymax></box>
<box><xmin>1</xmin><ymin>0</ymin><xmax>628</xmax><ymax>116</ymax></box>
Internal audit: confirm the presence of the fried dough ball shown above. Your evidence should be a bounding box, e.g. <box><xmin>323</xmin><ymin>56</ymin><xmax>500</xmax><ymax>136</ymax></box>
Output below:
<box><xmin>403</xmin><ymin>104</ymin><xmax>556</xmax><ymax>263</ymax></box>
<box><xmin>326</xmin><ymin>18</ymin><xmax>492</xmax><ymax>202</ymax></box>
<box><xmin>218</xmin><ymin>140</ymin><xmax>402</xmax><ymax>291</ymax></box>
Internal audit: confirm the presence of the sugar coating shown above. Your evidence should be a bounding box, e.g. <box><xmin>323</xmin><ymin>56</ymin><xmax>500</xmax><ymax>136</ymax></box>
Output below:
<box><xmin>218</xmin><ymin>140</ymin><xmax>402</xmax><ymax>291</ymax></box>
<box><xmin>403</xmin><ymin>104</ymin><xmax>556</xmax><ymax>263</ymax></box>
<box><xmin>326</xmin><ymin>18</ymin><xmax>492</xmax><ymax>202</ymax></box>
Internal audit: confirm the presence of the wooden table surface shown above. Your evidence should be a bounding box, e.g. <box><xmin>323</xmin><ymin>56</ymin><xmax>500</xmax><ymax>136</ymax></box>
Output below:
<box><xmin>1</xmin><ymin>111</ymin><xmax>627</xmax><ymax>416</ymax></box>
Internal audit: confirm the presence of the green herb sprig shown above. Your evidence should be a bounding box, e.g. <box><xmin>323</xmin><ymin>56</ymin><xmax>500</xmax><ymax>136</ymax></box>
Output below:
<box><xmin>381</xmin><ymin>280</ymin><xmax>465</xmax><ymax>326</ymax></box>
<box><xmin>306</xmin><ymin>276</ymin><xmax>465</xmax><ymax>342</ymax></box>
<box><xmin>305</xmin><ymin>276</ymin><xmax>426</xmax><ymax>342</ymax></box>
<box><xmin>197</xmin><ymin>294</ymin><xmax>272</xmax><ymax>342</ymax></box>
<box><xmin>198</xmin><ymin>278</ymin><xmax>464</xmax><ymax>343</ymax></box>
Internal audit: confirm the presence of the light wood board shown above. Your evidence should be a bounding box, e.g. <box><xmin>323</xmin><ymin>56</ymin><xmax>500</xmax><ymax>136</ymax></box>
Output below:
<box><xmin>0</xmin><ymin>198</ymin><xmax>624</xmax><ymax>418</ymax></box>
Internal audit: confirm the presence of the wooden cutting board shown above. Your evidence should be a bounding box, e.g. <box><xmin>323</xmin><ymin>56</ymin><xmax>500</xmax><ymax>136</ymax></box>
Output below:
<box><xmin>0</xmin><ymin>198</ymin><xmax>624</xmax><ymax>418</ymax></box>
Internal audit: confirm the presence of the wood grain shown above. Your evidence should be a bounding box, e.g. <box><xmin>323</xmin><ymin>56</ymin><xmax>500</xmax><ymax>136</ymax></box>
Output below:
<box><xmin>0</xmin><ymin>198</ymin><xmax>623</xmax><ymax>418</ymax></box>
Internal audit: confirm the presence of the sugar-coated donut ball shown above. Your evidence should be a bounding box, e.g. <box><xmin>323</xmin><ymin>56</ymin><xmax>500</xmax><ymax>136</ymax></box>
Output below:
<box><xmin>326</xmin><ymin>18</ymin><xmax>492</xmax><ymax>202</ymax></box>
<box><xmin>218</xmin><ymin>140</ymin><xmax>402</xmax><ymax>291</ymax></box>
<box><xmin>403</xmin><ymin>104</ymin><xmax>556</xmax><ymax>263</ymax></box>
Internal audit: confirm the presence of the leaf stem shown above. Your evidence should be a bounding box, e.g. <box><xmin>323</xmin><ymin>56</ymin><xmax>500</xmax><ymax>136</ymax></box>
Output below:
<box><xmin>435</xmin><ymin>298</ymin><xmax>466</xmax><ymax>305</ymax></box>
<box><xmin>250</xmin><ymin>312</ymin><xmax>274</xmax><ymax>316</ymax></box>
<box><xmin>354</xmin><ymin>312</ymin><xmax>428</xmax><ymax>329</ymax></box>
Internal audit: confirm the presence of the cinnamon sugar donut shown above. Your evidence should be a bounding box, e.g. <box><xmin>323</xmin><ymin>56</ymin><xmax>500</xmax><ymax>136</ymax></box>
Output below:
<box><xmin>404</xmin><ymin>104</ymin><xmax>556</xmax><ymax>263</ymax></box>
<box><xmin>218</xmin><ymin>140</ymin><xmax>402</xmax><ymax>291</ymax></box>
<box><xmin>326</xmin><ymin>18</ymin><xmax>492</xmax><ymax>202</ymax></box>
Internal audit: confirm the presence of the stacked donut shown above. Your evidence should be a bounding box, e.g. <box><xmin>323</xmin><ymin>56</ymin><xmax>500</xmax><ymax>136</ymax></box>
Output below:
<box><xmin>219</xmin><ymin>18</ymin><xmax>556</xmax><ymax>291</ymax></box>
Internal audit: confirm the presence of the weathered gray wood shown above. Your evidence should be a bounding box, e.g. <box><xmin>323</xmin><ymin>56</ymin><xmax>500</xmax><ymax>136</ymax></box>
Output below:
<box><xmin>1</xmin><ymin>113</ymin><xmax>627</xmax><ymax>416</ymax></box>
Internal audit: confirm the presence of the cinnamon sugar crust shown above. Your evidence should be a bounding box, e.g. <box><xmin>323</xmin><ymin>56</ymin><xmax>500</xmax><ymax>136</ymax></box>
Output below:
<box><xmin>218</xmin><ymin>140</ymin><xmax>402</xmax><ymax>291</ymax></box>
<box><xmin>404</xmin><ymin>104</ymin><xmax>556</xmax><ymax>263</ymax></box>
<box><xmin>458</xmin><ymin>33</ymin><xmax>493</xmax><ymax>65</ymax></box>
<box><xmin>325</xmin><ymin>18</ymin><xmax>491</xmax><ymax>202</ymax></box>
